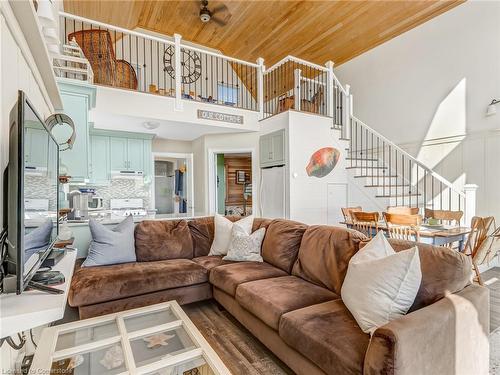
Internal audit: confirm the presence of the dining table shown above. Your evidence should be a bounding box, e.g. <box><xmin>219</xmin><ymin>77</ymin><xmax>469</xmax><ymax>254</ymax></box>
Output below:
<box><xmin>342</xmin><ymin>221</ymin><xmax>471</xmax><ymax>252</ymax></box>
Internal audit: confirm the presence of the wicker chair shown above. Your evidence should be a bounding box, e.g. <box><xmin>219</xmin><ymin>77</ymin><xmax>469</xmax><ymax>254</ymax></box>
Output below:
<box><xmin>69</xmin><ymin>29</ymin><xmax>138</xmax><ymax>90</ymax></box>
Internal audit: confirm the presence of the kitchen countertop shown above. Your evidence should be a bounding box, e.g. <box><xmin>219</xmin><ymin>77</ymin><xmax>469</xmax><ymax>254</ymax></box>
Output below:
<box><xmin>66</xmin><ymin>211</ymin><xmax>209</xmax><ymax>226</ymax></box>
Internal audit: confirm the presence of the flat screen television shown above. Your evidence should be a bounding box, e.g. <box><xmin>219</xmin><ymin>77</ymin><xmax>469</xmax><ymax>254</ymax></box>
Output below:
<box><xmin>3</xmin><ymin>91</ymin><xmax>59</xmax><ymax>294</ymax></box>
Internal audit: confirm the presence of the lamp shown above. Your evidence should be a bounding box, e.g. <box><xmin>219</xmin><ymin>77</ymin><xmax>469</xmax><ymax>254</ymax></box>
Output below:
<box><xmin>487</xmin><ymin>99</ymin><xmax>500</xmax><ymax>116</ymax></box>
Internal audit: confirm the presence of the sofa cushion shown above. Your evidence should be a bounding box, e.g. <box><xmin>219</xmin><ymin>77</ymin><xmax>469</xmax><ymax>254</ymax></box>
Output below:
<box><xmin>261</xmin><ymin>219</ymin><xmax>308</xmax><ymax>273</ymax></box>
<box><xmin>210</xmin><ymin>262</ymin><xmax>287</xmax><ymax>296</ymax></box>
<box><xmin>235</xmin><ymin>275</ymin><xmax>338</xmax><ymax>330</ymax></box>
<box><xmin>188</xmin><ymin>217</ymin><xmax>271</xmax><ymax>257</ymax></box>
<box><xmin>192</xmin><ymin>255</ymin><xmax>235</xmax><ymax>273</ymax></box>
<box><xmin>292</xmin><ymin>226</ymin><xmax>367</xmax><ymax>295</ymax></box>
<box><xmin>386</xmin><ymin>239</ymin><xmax>472</xmax><ymax>312</ymax></box>
<box><xmin>135</xmin><ymin>220</ymin><xmax>193</xmax><ymax>261</ymax></box>
<box><xmin>69</xmin><ymin>259</ymin><xmax>208</xmax><ymax>307</ymax></box>
<box><xmin>279</xmin><ymin>300</ymin><xmax>369</xmax><ymax>375</ymax></box>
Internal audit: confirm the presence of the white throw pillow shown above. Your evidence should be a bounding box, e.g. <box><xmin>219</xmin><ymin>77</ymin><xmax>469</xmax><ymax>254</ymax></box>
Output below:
<box><xmin>223</xmin><ymin>226</ymin><xmax>266</xmax><ymax>262</ymax></box>
<box><xmin>341</xmin><ymin>232</ymin><xmax>422</xmax><ymax>334</ymax></box>
<box><xmin>209</xmin><ymin>214</ymin><xmax>254</xmax><ymax>256</ymax></box>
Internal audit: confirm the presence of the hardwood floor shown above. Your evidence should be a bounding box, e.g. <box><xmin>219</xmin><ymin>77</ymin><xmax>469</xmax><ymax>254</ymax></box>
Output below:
<box><xmin>480</xmin><ymin>267</ymin><xmax>500</xmax><ymax>332</ymax></box>
<box><xmin>183</xmin><ymin>301</ymin><xmax>293</xmax><ymax>375</ymax></box>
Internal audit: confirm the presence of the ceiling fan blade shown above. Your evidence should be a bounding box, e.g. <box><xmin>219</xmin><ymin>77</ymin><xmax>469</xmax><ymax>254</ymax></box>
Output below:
<box><xmin>211</xmin><ymin>4</ymin><xmax>228</xmax><ymax>15</ymax></box>
<box><xmin>211</xmin><ymin>16</ymin><xmax>227</xmax><ymax>27</ymax></box>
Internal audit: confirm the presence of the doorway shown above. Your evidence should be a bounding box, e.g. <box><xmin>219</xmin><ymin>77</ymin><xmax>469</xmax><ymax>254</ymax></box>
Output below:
<box><xmin>153</xmin><ymin>152</ymin><xmax>193</xmax><ymax>215</ymax></box>
<box><xmin>213</xmin><ymin>152</ymin><xmax>253</xmax><ymax>217</ymax></box>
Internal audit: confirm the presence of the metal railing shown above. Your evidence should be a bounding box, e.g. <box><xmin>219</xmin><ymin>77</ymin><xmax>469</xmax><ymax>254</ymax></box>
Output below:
<box><xmin>348</xmin><ymin>116</ymin><xmax>466</xmax><ymax>214</ymax></box>
<box><xmin>262</xmin><ymin>56</ymin><xmax>348</xmax><ymax>126</ymax></box>
<box><xmin>59</xmin><ymin>12</ymin><xmax>260</xmax><ymax>112</ymax></box>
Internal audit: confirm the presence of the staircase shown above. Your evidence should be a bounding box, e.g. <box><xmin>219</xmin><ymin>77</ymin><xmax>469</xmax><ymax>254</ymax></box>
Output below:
<box><xmin>344</xmin><ymin>116</ymin><xmax>465</xmax><ymax>215</ymax></box>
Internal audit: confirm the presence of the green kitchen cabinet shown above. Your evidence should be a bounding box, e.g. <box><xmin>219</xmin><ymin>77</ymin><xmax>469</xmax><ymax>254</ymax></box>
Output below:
<box><xmin>90</xmin><ymin>135</ymin><xmax>110</xmax><ymax>183</ymax></box>
<box><xmin>127</xmin><ymin>138</ymin><xmax>144</xmax><ymax>171</ymax></box>
<box><xmin>142</xmin><ymin>139</ymin><xmax>152</xmax><ymax>180</ymax></box>
<box><xmin>24</xmin><ymin>127</ymin><xmax>48</xmax><ymax>169</ymax></box>
<box><xmin>259</xmin><ymin>129</ymin><xmax>286</xmax><ymax>167</ymax></box>
<box><xmin>56</xmin><ymin>82</ymin><xmax>96</xmax><ymax>181</ymax></box>
<box><xmin>110</xmin><ymin>137</ymin><xmax>128</xmax><ymax>170</ymax></box>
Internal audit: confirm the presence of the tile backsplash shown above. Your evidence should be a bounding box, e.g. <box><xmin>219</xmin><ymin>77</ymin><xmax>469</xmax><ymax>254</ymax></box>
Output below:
<box><xmin>25</xmin><ymin>175</ymin><xmax>58</xmax><ymax>209</ymax></box>
<box><xmin>69</xmin><ymin>179</ymin><xmax>152</xmax><ymax>209</ymax></box>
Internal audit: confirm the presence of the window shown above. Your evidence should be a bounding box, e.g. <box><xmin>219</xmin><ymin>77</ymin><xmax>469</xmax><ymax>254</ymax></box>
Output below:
<box><xmin>217</xmin><ymin>83</ymin><xmax>238</xmax><ymax>105</ymax></box>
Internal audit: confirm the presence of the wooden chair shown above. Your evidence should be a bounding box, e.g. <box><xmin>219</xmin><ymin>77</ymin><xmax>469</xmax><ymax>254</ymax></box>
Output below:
<box><xmin>424</xmin><ymin>208</ymin><xmax>463</xmax><ymax>226</ymax></box>
<box><xmin>341</xmin><ymin>206</ymin><xmax>362</xmax><ymax>224</ymax></box>
<box><xmin>384</xmin><ymin>212</ymin><xmax>422</xmax><ymax>242</ymax></box>
<box><xmin>463</xmin><ymin>216</ymin><xmax>499</xmax><ymax>285</ymax></box>
<box><xmin>351</xmin><ymin>211</ymin><xmax>379</xmax><ymax>238</ymax></box>
<box><xmin>387</xmin><ymin>206</ymin><xmax>420</xmax><ymax>215</ymax></box>
<box><xmin>69</xmin><ymin>29</ymin><xmax>138</xmax><ymax>90</ymax></box>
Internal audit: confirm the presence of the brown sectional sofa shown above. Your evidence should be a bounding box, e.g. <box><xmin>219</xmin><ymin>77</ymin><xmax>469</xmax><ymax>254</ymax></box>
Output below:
<box><xmin>68</xmin><ymin>217</ymin><xmax>489</xmax><ymax>375</ymax></box>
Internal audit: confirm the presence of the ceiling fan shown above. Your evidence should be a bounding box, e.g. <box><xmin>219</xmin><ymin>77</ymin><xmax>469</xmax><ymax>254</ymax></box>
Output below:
<box><xmin>198</xmin><ymin>0</ymin><xmax>229</xmax><ymax>26</ymax></box>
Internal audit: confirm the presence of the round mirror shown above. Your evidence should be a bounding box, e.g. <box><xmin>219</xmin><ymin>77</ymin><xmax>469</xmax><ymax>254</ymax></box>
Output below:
<box><xmin>45</xmin><ymin>113</ymin><xmax>76</xmax><ymax>151</ymax></box>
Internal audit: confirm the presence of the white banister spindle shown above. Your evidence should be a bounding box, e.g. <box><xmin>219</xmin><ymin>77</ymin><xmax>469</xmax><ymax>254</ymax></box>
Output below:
<box><xmin>325</xmin><ymin>60</ymin><xmax>334</xmax><ymax>118</ymax></box>
<box><xmin>343</xmin><ymin>84</ymin><xmax>351</xmax><ymax>138</ymax></box>
<box><xmin>464</xmin><ymin>184</ymin><xmax>478</xmax><ymax>226</ymax></box>
<box><xmin>257</xmin><ymin>57</ymin><xmax>265</xmax><ymax>119</ymax></box>
<box><xmin>294</xmin><ymin>68</ymin><xmax>301</xmax><ymax>111</ymax></box>
<box><xmin>174</xmin><ymin>33</ymin><xmax>183</xmax><ymax>111</ymax></box>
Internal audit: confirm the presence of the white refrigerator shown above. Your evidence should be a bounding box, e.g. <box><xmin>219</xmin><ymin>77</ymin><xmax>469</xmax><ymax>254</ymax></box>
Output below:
<box><xmin>260</xmin><ymin>166</ymin><xmax>286</xmax><ymax>219</ymax></box>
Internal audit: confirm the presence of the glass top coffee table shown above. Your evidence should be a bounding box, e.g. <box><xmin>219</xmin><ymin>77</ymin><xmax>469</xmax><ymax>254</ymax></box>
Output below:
<box><xmin>32</xmin><ymin>301</ymin><xmax>231</xmax><ymax>375</ymax></box>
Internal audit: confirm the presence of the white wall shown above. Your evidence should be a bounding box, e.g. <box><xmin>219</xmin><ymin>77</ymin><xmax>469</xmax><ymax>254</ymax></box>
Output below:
<box><xmin>336</xmin><ymin>1</ymin><xmax>500</xmax><ymax>220</ymax></box>
<box><xmin>152</xmin><ymin>137</ymin><xmax>192</xmax><ymax>154</ymax></box>
<box><xmin>0</xmin><ymin>3</ymin><xmax>57</xmax><ymax>370</ymax></box>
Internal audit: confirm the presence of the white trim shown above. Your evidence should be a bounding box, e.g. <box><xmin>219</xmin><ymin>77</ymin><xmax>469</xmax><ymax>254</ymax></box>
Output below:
<box><xmin>207</xmin><ymin>148</ymin><xmax>256</xmax><ymax>216</ymax></box>
<box><xmin>152</xmin><ymin>152</ymin><xmax>195</xmax><ymax>213</ymax></box>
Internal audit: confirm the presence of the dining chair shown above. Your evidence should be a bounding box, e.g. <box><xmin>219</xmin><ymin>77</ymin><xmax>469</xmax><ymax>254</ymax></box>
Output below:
<box><xmin>463</xmin><ymin>216</ymin><xmax>499</xmax><ymax>285</ymax></box>
<box><xmin>387</xmin><ymin>206</ymin><xmax>420</xmax><ymax>215</ymax></box>
<box><xmin>383</xmin><ymin>212</ymin><xmax>422</xmax><ymax>242</ymax></box>
<box><xmin>424</xmin><ymin>208</ymin><xmax>463</xmax><ymax>226</ymax></box>
<box><xmin>341</xmin><ymin>206</ymin><xmax>362</xmax><ymax>224</ymax></box>
<box><xmin>351</xmin><ymin>211</ymin><xmax>379</xmax><ymax>238</ymax></box>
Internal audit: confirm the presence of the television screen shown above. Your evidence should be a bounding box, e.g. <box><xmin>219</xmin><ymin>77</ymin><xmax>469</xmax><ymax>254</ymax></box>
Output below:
<box><xmin>6</xmin><ymin>91</ymin><xmax>59</xmax><ymax>294</ymax></box>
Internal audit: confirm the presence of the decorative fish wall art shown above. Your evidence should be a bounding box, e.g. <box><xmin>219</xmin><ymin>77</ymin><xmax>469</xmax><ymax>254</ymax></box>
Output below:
<box><xmin>306</xmin><ymin>147</ymin><xmax>340</xmax><ymax>178</ymax></box>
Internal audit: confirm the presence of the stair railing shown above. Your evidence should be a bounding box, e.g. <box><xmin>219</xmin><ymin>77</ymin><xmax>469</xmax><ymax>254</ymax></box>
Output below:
<box><xmin>349</xmin><ymin>116</ymin><xmax>466</xmax><ymax>216</ymax></box>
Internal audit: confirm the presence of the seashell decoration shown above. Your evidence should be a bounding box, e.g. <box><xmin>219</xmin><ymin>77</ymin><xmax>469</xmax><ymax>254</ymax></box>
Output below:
<box><xmin>143</xmin><ymin>333</ymin><xmax>176</xmax><ymax>349</ymax></box>
<box><xmin>306</xmin><ymin>147</ymin><xmax>340</xmax><ymax>178</ymax></box>
<box><xmin>99</xmin><ymin>345</ymin><xmax>124</xmax><ymax>370</ymax></box>
<box><xmin>66</xmin><ymin>354</ymin><xmax>84</xmax><ymax>370</ymax></box>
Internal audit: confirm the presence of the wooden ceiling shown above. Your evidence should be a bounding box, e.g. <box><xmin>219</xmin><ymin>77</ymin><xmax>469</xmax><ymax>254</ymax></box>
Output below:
<box><xmin>63</xmin><ymin>0</ymin><xmax>464</xmax><ymax>67</ymax></box>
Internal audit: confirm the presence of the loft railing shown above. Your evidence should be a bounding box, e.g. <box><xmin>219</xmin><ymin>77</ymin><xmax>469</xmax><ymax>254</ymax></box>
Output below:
<box><xmin>58</xmin><ymin>12</ymin><xmax>261</xmax><ymax>112</ymax></box>
<box><xmin>348</xmin><ymin>116</ymin><xmax>466</xmax><ymax>217</ymax></box>
<box><xmin>262</xmin><ymin>56</ymin><xmax>349</xmax><ymax>127</ymax></box>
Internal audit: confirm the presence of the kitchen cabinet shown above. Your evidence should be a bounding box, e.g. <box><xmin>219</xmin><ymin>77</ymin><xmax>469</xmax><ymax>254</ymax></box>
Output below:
<box><xmin>24</xmin><ymin>127</ymin><xmax>48</xmax><ymax>169</ymax></box>
<box><xmin>110</xmin><ymin>137</ymin><xmax>145</xmax><ymax>172</ymax></box>
<box><xmin>90</xmin><ymin>135</ymin><xmax>110</xmax><ymax>183</ymax></box>
<box><xmin>260</xmin><ymin>129</ymin><xmax>286</xmax><ymax>167</ymax></box>
<box><xmin>56</xmin><ymin>82</ymin><xmax>96</xmax><ymax>181</ymax></box>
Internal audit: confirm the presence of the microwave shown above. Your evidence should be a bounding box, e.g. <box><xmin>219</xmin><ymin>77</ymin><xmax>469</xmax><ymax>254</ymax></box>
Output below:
<box><xmin>88</xmin><ymin>196</ymin><xmax>104</xmax><ymax>210</ymax></box>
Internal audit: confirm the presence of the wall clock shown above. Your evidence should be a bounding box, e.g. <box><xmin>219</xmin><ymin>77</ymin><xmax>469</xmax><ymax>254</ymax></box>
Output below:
<box><xmin>163</xmin><ymin>46</ymin><xmax>202</xmax><ymax>84</ymax></box>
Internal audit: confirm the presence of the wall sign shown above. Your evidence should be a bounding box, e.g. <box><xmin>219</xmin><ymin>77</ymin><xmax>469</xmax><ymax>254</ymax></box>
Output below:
<box><xmin>197</xmin><ymin>110</ymin><xmax>244</xmax><ymax>124</ymax></box>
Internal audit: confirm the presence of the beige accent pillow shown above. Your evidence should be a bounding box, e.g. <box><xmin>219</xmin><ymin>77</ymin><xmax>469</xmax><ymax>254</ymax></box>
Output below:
<box><xmin>341</xmin><ymin>232</ymin><xmax>422</xmax><ymax>334</ymax></box>
<box><xmin>224</xmin><ymin>226</ymin><xmax>266</xmax><ymax>262</ymax></box>
<box><xmin>208</xmin><ymin>214</ymin><xmax>254</xmax><ymax>256</ymax></box>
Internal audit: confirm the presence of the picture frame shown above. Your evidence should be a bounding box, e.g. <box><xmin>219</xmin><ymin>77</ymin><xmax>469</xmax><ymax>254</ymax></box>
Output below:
<box><xmin>236</xmin><ymin>170</ymin><xmax>247</xmax><ymax>184</ymax></box>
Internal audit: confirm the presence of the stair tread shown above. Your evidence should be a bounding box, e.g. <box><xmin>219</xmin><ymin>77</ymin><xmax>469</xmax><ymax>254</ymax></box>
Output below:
<box><xmin>376</xmin><ymin>194</ymin><xmax>422</xmax><ymax>198</ymax></box>
<box><xmin>345</xmin><ymin>157</ymin><xmax>379</xmax><ymax>161</ymax></box>
<box><xmin>346</xmin><ymin>166</ymin><xmax>387</xmax><ymax>170</ymax></box>
<box><xmin>354</xmin><ymin>175</ymin><xmax>398</xmax><ymax>178</ymax></box>
<box><xmin>364</xmin><ymin>184</ymin><xmax>411</xmax><ymax>187</ymax></box>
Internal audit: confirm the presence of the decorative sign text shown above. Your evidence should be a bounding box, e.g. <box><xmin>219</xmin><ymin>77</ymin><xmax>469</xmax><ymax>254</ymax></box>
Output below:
<box><xmin>197</xmin><ymin>109</ymin><xmax>244</xmax><ymax>124</ymax></box>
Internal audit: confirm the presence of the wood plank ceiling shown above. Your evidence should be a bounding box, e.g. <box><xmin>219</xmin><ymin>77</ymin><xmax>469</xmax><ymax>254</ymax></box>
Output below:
<box><xmin>63</xmin><ymin>0</ymin><xmax>464</xmax><ymax>67</ymax></box>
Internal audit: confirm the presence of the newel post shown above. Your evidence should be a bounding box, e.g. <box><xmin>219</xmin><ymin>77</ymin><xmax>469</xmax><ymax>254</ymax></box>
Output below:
<box><xmin>257</xmin><ymin>57</ymin><xmax>265</xmax><ymax>120</ymax></box>
<box><xmin>464</xmin><ymin>184</ymin><xmax>478</xmax><ymax>226</ymax></box>
<box><xmin>174</xmin><ymin>33</ymin><xmax>183</xmax><ymax>111</ymax></box>
<box><xmin>325</xmin><ymin>60</ymin><xmax>334</xmax><ymax>118</ymax></box>
<box><xmin>294</xmin><ymin>68</ymin><xmax>302</xmax><ymax>111</ymax></box>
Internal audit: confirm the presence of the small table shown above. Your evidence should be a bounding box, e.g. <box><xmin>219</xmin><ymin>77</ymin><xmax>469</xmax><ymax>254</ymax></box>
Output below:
<box><xmin>31</xmin><ymin>301</ymin><xmax>231</xmax><ymax>375</ymax></box>
<box><xmin>342</xmin><ymin>221</ymin><xmax>471</xmax><ymax>251</ymax></box>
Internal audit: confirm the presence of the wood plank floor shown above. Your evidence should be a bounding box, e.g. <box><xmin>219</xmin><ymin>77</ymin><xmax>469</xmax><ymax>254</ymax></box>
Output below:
<box><xmin>480</xmin><ymin>267</ymin><xmax>500</xmax><ymax>332</ymax></box>
<box><xmin>183</xmin><ymin>301</ymin><xmax>293</xmax><ymax>375</ymax></box>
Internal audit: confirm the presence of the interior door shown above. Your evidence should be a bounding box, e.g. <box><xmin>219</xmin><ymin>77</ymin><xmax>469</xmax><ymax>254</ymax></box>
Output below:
<box><xmin>260</xmin><ymin>166</ymin><xmax>285</xmax><ymax>219</ymax></box>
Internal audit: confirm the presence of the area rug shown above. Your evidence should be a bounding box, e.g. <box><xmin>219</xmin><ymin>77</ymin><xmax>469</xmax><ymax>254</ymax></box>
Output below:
<box><xmin>491</xmin><ymin>328</ymin><xmax>500</xmax><ymax>374</ymax></box>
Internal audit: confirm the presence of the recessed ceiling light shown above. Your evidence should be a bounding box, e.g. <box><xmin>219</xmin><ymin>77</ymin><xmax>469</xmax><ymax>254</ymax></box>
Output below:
<box><xmin>143</xmin><ymin>121</ymin><xmax>160</xmax><ymax>129</ymax></box>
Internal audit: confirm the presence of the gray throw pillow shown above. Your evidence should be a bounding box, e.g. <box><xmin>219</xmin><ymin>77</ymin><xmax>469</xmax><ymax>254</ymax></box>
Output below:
<box><xmin>82</xmin><ymin>215</ymin><xmax>136</xmax><ymax>267</ymax></box>
<box><xmin>24</xmin><ymin>218</ymin><xmax>54</xmax><ymax>259</ymax></box>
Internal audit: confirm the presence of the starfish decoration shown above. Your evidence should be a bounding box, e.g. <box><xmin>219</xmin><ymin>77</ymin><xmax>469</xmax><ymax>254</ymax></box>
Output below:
<box><xmin>143</xmin><ymin>333</ymin><xmax>176</xmax><ymax>349</ymax></box>
<box><xmin>66</xmin><ymin>354</ymin><xmax>84</xmax><ymax>370</ymax></box>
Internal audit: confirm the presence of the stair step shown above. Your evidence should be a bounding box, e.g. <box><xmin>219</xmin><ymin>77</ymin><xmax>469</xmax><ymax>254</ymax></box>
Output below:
<box><xmin>345</xmin><ymin>157</ymin><xmax>379</xmax><ymax>162</ymax></box>
<box><xmin>364</xmin><ymin>184</ymin><xmax>410</xmax><ymax>188</ymax></box>
<box><xmin>346</xmin><ymin>166</ymin><xmax>387</xmax><ymax>170</ymax></box>
<box><xmin>354</xmin><ymin>175</ymin><xmax>398</xmax><ymax>178</ymax></box>
<box><xmin>376</xmin><ymin>193</ymin><xmax>422</xmax><ymax>198</ymax></box>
